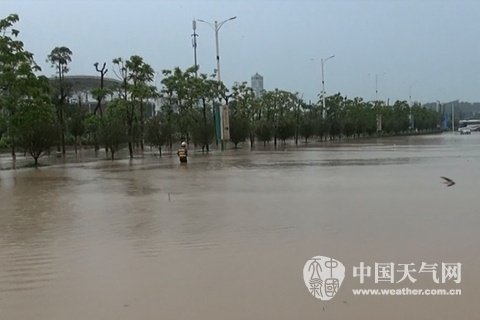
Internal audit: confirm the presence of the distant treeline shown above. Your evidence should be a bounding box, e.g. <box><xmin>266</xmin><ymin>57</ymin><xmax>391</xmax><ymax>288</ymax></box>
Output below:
<box><xmin>0</xmin><ymin>13</ymin><xmax>443</xmax><ymax>165</ymax></box>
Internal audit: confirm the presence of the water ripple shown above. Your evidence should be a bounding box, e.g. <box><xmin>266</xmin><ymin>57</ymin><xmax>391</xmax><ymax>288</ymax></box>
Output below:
<box><xmin>0</xmin><ymin>248</ymin><xmax>57</xmax><ymax>293</ymax></box>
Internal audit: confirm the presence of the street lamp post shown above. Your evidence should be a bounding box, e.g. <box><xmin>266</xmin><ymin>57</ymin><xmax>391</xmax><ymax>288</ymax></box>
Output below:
<box><xmin>197</xmin><ymin>16</ymin><xmax>236</xmax><ymax>84</ymax></box>
<box><xmin>197</xmin><ymin>16</ymin><xmax>236</xmax><ymax>150</ymax></box>
<box><xmin>321</xmin><ymin>55</ymin><xmax>335</xmax><ymax>119</ymax></box>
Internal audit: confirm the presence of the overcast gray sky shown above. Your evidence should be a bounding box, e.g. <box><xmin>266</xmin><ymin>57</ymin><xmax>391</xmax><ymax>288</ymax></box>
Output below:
<box><xmin>3</xmin><ymin>0</ymin><xmax>480</xmax><ymax>104</ymax></box>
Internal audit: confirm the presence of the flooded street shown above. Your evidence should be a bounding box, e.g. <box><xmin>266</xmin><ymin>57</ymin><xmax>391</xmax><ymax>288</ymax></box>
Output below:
<box><xmin>0</xmin><ymin>134</ymin><xmax>479</xmax><ymax>319</ymax></box>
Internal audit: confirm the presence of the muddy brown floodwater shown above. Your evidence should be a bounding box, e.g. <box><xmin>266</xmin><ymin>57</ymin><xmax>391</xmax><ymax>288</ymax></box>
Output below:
<box><xmin>0</xmin><ymin>134</ymin><xmax>479</xmax><ymax>320</ymax></box>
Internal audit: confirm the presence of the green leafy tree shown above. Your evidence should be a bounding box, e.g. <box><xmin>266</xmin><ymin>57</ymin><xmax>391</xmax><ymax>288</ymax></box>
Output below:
<box><xmin>392</xmin><ymin>101</ymin><xmax>411</xmax><ymax>133</ymax></box>
<box><xmin>47</xmin><ymin>46</ymin><xmax>73</xmax><ymax>155</ymax></box>
<box><xmin>227</xmin><ymin>101</ymin><xmax>249</xmax><ymax>148</ymax></box>
<box><xmin>113</xmin><ymin>56</ymin><xmax>157</xmax><ymax>157</ymax></box>
<box><xmin>159</xmin><ymin>102</ymin><xmax>178</xmax><ymax>150</ymax></box>
<box><xmin>299</xmin><ymin>110</ymin><xmax>317</xmax><ymax>143</ymax></box>
<box><xmin>272</xmin><ymin>90</ymin><xmax>297</xmax><ymax>144</ymax></box>
<box><xmin>230</xmin><ymin>82</ymin><xmax>256</xmax><ymax>149</ymax></box>
<box><xmin>145</xmin><ymin>114</ymin><xmax>168</xmax><ymax>155</ymax></box>
<box><xmin>277</xmin><ymin>116</ymin><xmax>295</xmax><ymax>143</ymax></box>
<box><xmin>292</xmin><ymin>94</ymin><xmax>304</xmax><ymax>145</ymax></box>
<box><xmin>99</xmin><ymin>101</ymin><xmax>128</xmax><ymax>160</ymax></box>
<box><xmin>0</xmin><ymin>14</ymin><xmax>43</xmax><ymax>160</ymax></box>
<box><xmin>256</xmin><ymin>118</ymin><xmax>273</xmax><ymax>146</ymax></box>
<box><xmin>325</xmin><ymin>93</ymin><xmax>345</xmax><ymax>139</ymax></box>
<box><xmin>259</xmin><ymin>90</ymin><xmax>283</xmax><ymax>146</ymax></box>
<box><xmin>92</xmin><ymin>62</ymin><xmax>109</xmax><ymax>117</ymax></box>
<box><xmin>194</xmin><ymin>72</ymin><xmax>219</xmax><ymax>151</ymax></box>
<box><xmin>191</xmin><ymin>111</ymin><xmax>215</xmax><ymax>150</ymax></box>
<box><xmin>68</xmin><ymin>107</ymin><xmax>86</xmax><ymax>153</ymax></box>
<box><xmin>126</xmin><ymin>55</ymin><xmax>156</xmax><ymax>151</ymax></box>
<box><xmin>90</xmin><ymin>62</ymin><xmax>114</xmax><ymax>151</ymax></box>
<box><xmin>13</xmin><ymin>77</ymin><xmax>58</xmax><ymax>166</ymax></box>
<box><xmin>246</xmin><ymin>97</ymin><xmax>261</xmax><ymax>148</ymax></box>
<box><xmin>317</xmin><ymin>118</ymin><xmax>328</xmax><ymax>141</ymax></box>
<box><xmin>84</xmin><ymin>113</ymin><xmax>100</xmax><ymax>148</ymax></box>
<box><xmin>112</xmin><ymin>57</ymin><xmax>133</xmax><ymax>157</ymax></box>
<box><xmin>161</xmin><ymin>67</ymin><xmax>199</xmax><ymax>144</ymax></box>
<box><xmin>411</xmin><ymin>102</ymin><xmax>441</xmax><ymax>131</ymax></box>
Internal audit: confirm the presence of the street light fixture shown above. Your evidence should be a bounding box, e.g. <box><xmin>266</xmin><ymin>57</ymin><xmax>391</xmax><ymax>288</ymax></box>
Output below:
<box><xmin>197</xmin><ymin>16</ymin><xmax>237</xmax><ymax>150</ymax></box>
<box><xmin>321</xmin><ymin>55</ymin><xmax>335</xmax><ymax>119</ymax></box>
<box><xmin>197</xmin><ymin>16</ymin><xmax>236</xmax><ymax>84</ymax></box>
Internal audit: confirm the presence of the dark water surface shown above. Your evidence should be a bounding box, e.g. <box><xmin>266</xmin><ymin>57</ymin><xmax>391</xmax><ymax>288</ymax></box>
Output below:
<box><xmin>0</xmin><ymin>134</ymin><xmax>479</xmax><ymax>319</ymax></box>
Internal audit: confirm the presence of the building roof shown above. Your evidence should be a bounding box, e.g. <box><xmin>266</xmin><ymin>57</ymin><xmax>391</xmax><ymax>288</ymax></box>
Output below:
<box><xmin>49</xmin><ymin>75</ymin><xmax>121</xmax><ymax>92</ymax></box>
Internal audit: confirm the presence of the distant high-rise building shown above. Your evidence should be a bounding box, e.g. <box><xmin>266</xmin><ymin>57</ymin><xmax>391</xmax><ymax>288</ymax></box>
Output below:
<box><xmin>251</xmin><ymin>73</ymin><xmax>264</xmax><ymax>98</ymax></box>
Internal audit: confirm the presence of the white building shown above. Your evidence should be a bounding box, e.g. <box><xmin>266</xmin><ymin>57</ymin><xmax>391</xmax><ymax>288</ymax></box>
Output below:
<box><xmin>251</xmin><ymin>73</ymin><xmax>264</xmax><ymax>98</ymax></box>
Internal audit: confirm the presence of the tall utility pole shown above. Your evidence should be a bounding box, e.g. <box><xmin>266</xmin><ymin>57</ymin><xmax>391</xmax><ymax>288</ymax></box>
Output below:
<box><xmin>321</xmin><ymin>55</ymin><xmax>335</xmax><ymax>119</ymax></box>
<box><xmin>197</xmin><ymin>16</ymin><xmax>236</xmax><ymax>84</ymax></box>
<box><xmin>192</xmin><ymin>19</ymin><xmax>198</xmax><ymax>77</ymax></box>
<box><xmin>197</xmin><ymin>16</ymin><xmax>236</xmax><ymax>150</ymax></box>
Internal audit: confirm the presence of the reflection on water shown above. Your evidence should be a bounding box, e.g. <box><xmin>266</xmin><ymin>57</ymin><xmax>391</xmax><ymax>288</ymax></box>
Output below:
<box><xmin>0</xmin><ymin>133</ymin><xmax>479</xmax><ymax>320</ymax></box>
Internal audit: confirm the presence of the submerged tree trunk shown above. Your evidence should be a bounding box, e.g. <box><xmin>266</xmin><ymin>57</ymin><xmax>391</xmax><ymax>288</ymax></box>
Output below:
<box><xmin>10</xmin><ymin>141</ymin><xmax>16</xmax><ymax>160</ymax></box>
<box><xmin>128</xmin><ymin>142</ymin><xmax>133</xmax><ymax>159</ymax></box>
<box><xmin>94</xmin><ymin>136</ymin><xmax>100</xmax><ymax>152</ymax></box>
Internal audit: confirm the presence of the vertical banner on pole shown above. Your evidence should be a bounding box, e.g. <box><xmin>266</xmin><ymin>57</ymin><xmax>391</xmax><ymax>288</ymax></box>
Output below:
<box><xmin>376</xmin><ymin>114</ymin><xmax>382</xmax><ymax>132</ymax></box>
<box><xmin>221</xmin><ymin>104</ymin><xmax>230</xmax><ymax>140</ymax></box>
<box><xmin>214</xmin><ymin>106</ymin><xmax>222</xmax><ymax>144</ymax></box>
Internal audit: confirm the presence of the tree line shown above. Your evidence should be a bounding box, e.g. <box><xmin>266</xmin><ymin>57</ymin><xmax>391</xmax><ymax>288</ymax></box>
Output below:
<box><xmin>0</xmin><ymin>14</ymin><xmax>442</xmax><ymax>165</ymax></box>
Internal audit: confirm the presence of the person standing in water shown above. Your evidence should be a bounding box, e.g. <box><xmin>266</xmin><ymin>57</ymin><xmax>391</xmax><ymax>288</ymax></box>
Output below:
<box><xmin>177</xmin><ymin>142</ymin><xmax>188</xmax><ymax>163</ymax></box>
